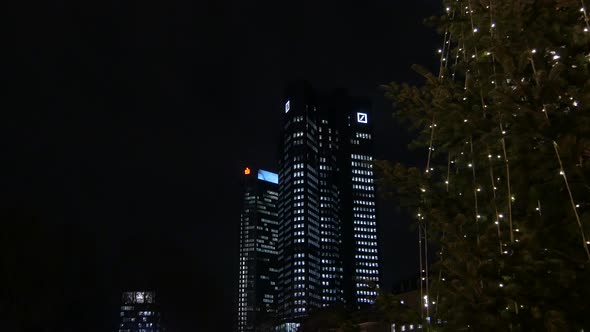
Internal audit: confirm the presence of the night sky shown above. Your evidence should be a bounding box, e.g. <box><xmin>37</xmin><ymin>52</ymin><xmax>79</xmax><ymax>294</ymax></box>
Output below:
<box><xmin>5</xmin><ymin>1</ymin><xmax>440</xmax><ymax>331</ymax></box>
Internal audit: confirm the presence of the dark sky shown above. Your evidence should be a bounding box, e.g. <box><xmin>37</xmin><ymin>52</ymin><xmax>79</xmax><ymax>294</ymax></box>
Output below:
<box><xmin>5</xmin><ymin>1</ymin><xmax>440</xmax><ymax>331</ymax></box>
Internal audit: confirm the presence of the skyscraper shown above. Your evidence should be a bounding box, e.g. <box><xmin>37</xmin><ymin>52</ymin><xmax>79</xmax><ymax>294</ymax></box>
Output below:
<box><xmin>338</xmin><ymin>97</ymin><xmax>380</xmax><ymax>306</ymax></box>
<box><xmin>237</xmin><ymin>168</ymin><xmax>280</xmax><ymax>332</ymax></box>
<box><xmin>117</xmin><ymin>291</ymin><xmax>162</xmax><ymax>332</ymax></box>
<box><xmin>276</xmin><ymin>82</ymin><xmax>380</xmax><ymax>328</ymax></box>
<box><xmin>276</xmin><ymin>84</ymin><xmax>324</xmax><ymax>329</ymax></box>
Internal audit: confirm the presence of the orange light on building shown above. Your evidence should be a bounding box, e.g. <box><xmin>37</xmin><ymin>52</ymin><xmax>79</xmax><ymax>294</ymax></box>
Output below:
<box><xmin>244</xmin><ymin>167</ymin><xmax>251</xmax><ymax>175</ymax></box>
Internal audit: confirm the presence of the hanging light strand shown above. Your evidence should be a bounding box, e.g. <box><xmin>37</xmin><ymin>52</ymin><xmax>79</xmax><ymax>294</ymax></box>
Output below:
<box><xmin>581</xmin><ymin>0</ymin><xmax>590</xmax><ymax>30</ymax></box>
<box><xmin>500</xmin><ymin>123</ymin><xmax>515</xmax><ymax>243</ymax></box>
<box><xmin>488</xmin><ymin>148</ymin><xmax>503</xmax><ymax>254</ymax></box>
<box><xmin>470</xmin><ymin>136</ymin><xmax>481</xmax><ymax>245</ymax></box>
<box><xmin>553</xmin><ymin>141</ymin><xmax>590</xmax><ymax>261</ymax></box>
<box><xmin>425</xmin><ymin>115</ymin><xmax>436</xmax><ymax>174</ymax></box>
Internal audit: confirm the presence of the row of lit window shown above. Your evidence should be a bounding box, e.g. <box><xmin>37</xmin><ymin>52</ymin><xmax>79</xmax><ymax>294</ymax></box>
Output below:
<box><xmin>257</xmin><ymin>241</ymin><xmax>276</xmax><ymax>250</ymax></box>
<box><xmin>355</xmin><ymin>192</ymin><xmax>375</xmax><ymax>199</ymax></box>
<box><xmin>353</xmin><ymin>184</ymin><xmax>375</xmax><ymax>191</ymax></box>
<box><xmin>353</xmin><ymin>200</ymin><xmax>375</xmax><ymax>206</ymax></box>
<box><xmin>290</xmin><ymin>139</ymin><xmax>304</xmax><ymax>145</ymax></box>
<box><xmin>356</xmin><ymin>241</ymin><xmax>378</xmax><ymax>247</ymax></box>
<box><xmin>321</xmin><ymin>265</ymin><xmax>339</xmax><ymax>272</ymax></box>
<box><xmin>355</xmin><ymin>269</ymin><xmax>379</xmax><ymax>274</ymax></box>
<box><xmin>354</xmin><ymin>227</ymin><xmax>377</xmax><ymax>234</ymax></box>
<box><xmin>355</xmin><ymin>254</ymin><xmax>378</xmax><ymax>260</ymax></box>
<box><xmin>320</xmin><ymin>195</ymin><xmax>336</xmax><ymax>202</ymax></box>
<box><xmin>352</xmin><ymin>168</ymin><xmax>374</xmax><ymax>176</ymax></box>
<box><xmin>356</xmin><ymin>132</ymin><xmax>371</xmax><ymax>139</ymax></box>
<box><xmin>357</xmin><ymin>247</ymin><xmax>378</xmax><ymax>253</ymax></box>
<box><xmin>352</xmin><ymin>176</ymin><xmax>374</xmax><ymax>184</ymax></box>
<box><xmin>356</xmin><ymin>280</ymin><xmax>379</xmax><ymax>288</ymax></box>
<box><xmin>351</xmin><ymin>154</ymin><xmax>372</xmax><ymax>161</ymax></box>
<box><xmin>354</xmin><ymin>233</ymin><xmax>377</xmax><ymax>239</ymax></box>
<box><xmin>357</xmin><ymin>261</ymin><xmax>379</xmax><ymax>267</ymax></box>
<box><xmin>351</xmin><ymin>161</ymin><xmax>373</xmax><ymax>168</ymax></box>
<box><xmin>358</xmin><ymin>298</ymin><xmax>376</xmax><ymax>304</ymax></box>
<box><xmin>353</xmin><ymin>207</ymin><xmax>375</xmax><ymax>213</ymax></box>
<box><xmin>356</xmin><ymin>290</ymin><xmax>378</xmax><ymax>296</ymax></box>
<box><xmin>322</xmin><ymin>288</ymin><xmax>339</xmax><ymax>294</ymax></box>
<box><xmin>257</xmin><ymin>247</ymin><xmax>278</xmax><ymax>255</ymax></box>
<box><xmin>354</xmin><ymin>213</ymin><xmax>376</xmax><ymax>219</ymax></box>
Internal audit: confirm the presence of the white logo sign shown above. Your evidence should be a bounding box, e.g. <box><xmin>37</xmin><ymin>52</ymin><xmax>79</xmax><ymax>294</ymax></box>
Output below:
<box><xmin>357</xmin><ymin>112</ymin><xmax>367</xmax><ymax>123</ymax></box>
<box><xmin>285</xmin><ymin>100</ymin><xmax>290</xmax><ymax>113</ymax></box>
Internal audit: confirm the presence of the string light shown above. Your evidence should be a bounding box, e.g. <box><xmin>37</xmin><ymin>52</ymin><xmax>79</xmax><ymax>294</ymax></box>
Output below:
<box><xmin>402</xmin><ymin>0</ymin><xmax>590</xmax><ymax>313</ymax></box>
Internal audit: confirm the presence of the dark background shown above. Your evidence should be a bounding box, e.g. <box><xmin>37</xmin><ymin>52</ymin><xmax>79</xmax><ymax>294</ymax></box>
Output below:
<box><xmin>4</xmin><ymin>1</ymin><xmax>439</xmax><ymax>331</ymax></box>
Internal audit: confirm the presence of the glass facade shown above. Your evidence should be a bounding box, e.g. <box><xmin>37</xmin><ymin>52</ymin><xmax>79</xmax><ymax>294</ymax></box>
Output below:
<box><xmin>277</xmin><ymin>88</ymin><xmax>323</xmax><ymax>322</ymax></box>
<box><xmin>345</xmin><ymin>110</ymin><xmax>380</xmax><ymax>306</ymax></box>
<box><xmin>277</xmin><ymin>82</ymin><xmax>381</xmax><ymax>324</ymax></box>
<box><xmin>237</xmin><ymin>169</ymin><xmax>279</xmax><ymax>331</ymax></box>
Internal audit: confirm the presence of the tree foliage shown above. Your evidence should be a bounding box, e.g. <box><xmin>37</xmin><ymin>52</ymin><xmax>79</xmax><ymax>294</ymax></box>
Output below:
<box><xmin>378</xmin><ymin>0</ymin><xmax>590</xmax><ymax>330</ymax></box>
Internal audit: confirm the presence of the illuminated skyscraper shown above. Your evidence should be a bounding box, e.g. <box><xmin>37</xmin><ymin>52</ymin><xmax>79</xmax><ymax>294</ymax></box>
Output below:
<box><xmin>117</xmin><ymin>291</ymin><xmax>162</xmax><ymax>332</ymax></box>
<box><xmin>276</xmin><ymin>82</ymin><xmax>380</xmax><ymax>328</ymax></box>
<box><xmin>276</xmin><ymin>84</ymin><xmax>324</xmax><ymax>330</ymax></box>
<box><xmin>236</xmin><ymin>168</ymin><xmax>280</xmax><ymax>332</ymax></box>
<box><xmin>337</xmin><ymin>97</ymin><xmax>380</xmax><ymax>307</ymax></box>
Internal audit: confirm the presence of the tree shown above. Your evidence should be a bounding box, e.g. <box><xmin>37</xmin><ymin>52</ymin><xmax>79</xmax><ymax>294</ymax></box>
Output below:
<box><xmin>378</xmin><ymin>0</ymin><xmax>590</xmax><ymax>330</ymax></box>
<box><xmin>298</xmin><ymin>304</ymin><xmax>349</xmax><ymax>332</ymax></box>
<box><xmin>373</xmin><ymin>288</ymin><xmax>421</xmax><ymax>327</ymax></box>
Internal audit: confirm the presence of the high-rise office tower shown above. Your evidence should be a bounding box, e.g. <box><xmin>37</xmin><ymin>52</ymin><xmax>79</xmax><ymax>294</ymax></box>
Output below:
<box><xmin>117</xmin><ymin>291</ymin><xmax>162</xmax><ymax>332</ymax></box>
<box><xmin>237</xmin><ymin>168</ymin><xmax>280</xmax><ymax>332</ymax></box>
<box><xmin>277</xmin><ymin>82</ymin><xmax>380</xmax><ymax>328</ymax></box>
<box><xmin>276</xmin><ymin>84</ymin><xmax>324</xmax><ymax>330</ymax></box>
<box><xmin>338</xmin><ymin>97</ymin><xmax>380</xmax><ymax>306</ymax></box>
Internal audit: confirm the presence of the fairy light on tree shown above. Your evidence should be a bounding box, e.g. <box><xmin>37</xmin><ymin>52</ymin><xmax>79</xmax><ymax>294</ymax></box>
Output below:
<box><xmin>379</xmin><ymin>0</ymin><xmax>590</xmax><ymax>330</ymax></box>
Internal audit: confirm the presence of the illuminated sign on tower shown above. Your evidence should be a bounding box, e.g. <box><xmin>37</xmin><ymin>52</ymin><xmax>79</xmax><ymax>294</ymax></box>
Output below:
<box><xmin>357</xmin><ymin>112</ymin><xmax>368</xmax><ymax>123</ymax></box>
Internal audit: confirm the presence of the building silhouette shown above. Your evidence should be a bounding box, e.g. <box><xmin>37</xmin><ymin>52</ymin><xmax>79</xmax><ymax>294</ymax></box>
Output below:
<box><xmin>276</xmin><ymin>82</ymin><xmax>381</xmax><ymax>330</ymax></box>
<box><xmin>117</xmin><ymin>291</ymin><xmax>162</xmax><ymax>332</ymax></box>
<box><xmin>237</xmin><ymin>168</ymin><xmax>280</xmax><ymax>331</ymax></box>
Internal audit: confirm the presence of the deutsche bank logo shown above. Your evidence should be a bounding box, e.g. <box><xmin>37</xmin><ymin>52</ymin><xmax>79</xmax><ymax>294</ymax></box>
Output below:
<box><xmin>357</xmin><ymin>112</ymin><xmax>368</xmax><ymax>123</ymax></box>
<box><xmin>285</xmin><ymin>100</ymin><xmax>291</xmax><ymax>113</ymax></box>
